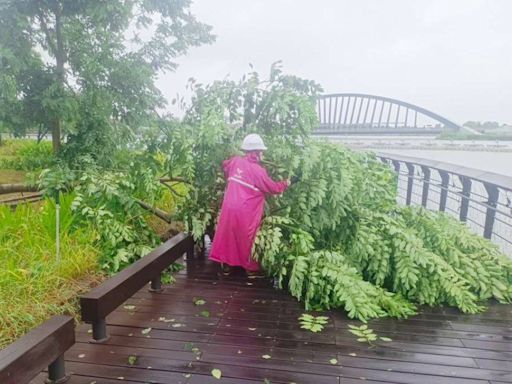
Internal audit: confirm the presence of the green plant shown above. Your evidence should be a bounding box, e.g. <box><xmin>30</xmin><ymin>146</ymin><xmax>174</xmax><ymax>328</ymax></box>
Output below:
<box><xmin>15</xmin><ymin>140</ymin><xmax>54</xmax><ymax>170</ymax></box>
<box><xmin>8</xmin><ymin>66</ymin><xmax>510</xmax><ymax>336</ymax></box>
<box><xmin>193</xmin><ymin>297</ymin><xmax>206</xmax><ymax>305</ymax></box>
<box><xmin>348</xmin><ymin>324</ymin><xmax>392</xmax><ymax>346</ymax></box>
<box><xmin>0</xmin><ymin>196</ymin><xmax>100</xmax><ymax>348</ymax></box>
<box><xmin>161</xmin><ymin>263</ymin><xmax>184</xmax><ymax>285</ymax></box>
<box><xmin>162</xmin><ymin>67</ymin><xmax>512</xmax><ymax>323</ymax></box>
<box><xmin>298</xmin><ymin>314</ymin><xmax>329</xmax><ymax>333</ymax></box>
<box><xmin>127</xmin><ymin>355</ymin><xmax>138</xmax><ymax>366</ymax></box>
<box><xmin>0</xmin><ymin>139</ymin><xmax>54</xmax><ymax>171</ymax></box>
<box><xmin>0</xmin><ymin>0</ymin><xmax>214</xmax><ymax>154</ymax></box>
<box><xmin>38</xmin><ymin>162</ymin><xmax>164</xmax><ymax>273</ymax></box>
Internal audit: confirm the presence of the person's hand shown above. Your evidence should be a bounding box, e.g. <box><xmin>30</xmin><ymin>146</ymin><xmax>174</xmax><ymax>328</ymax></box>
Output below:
<box><xmin>286</xmin><ymin>179</ymin><xmax>291</xmax><ymax>186</ymax></box>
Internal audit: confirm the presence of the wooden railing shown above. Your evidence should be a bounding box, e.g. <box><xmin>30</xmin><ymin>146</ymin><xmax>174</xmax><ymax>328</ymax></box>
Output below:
<box><xmin>0</xmin><ymin>316</ymin><xmax>74</xmax><ymax>384</ymax></box>
<box><xmin>80</xmin><ymin>232</ymin><xmax>195</xmax><ymax>341</ymax></box>
<box><xmin>0</xmin><ymin>233</ymin><xmax>194</xmax><ymax>382</ymax></box>
<box><xmin>377</xmin><ymin>152</ymin><xmax>512</xmax><ymax>256</ymax></box>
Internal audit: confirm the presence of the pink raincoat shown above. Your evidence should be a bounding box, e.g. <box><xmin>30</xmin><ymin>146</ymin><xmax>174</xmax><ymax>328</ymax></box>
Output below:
<box><xmin>209</xmin><ymin>152</ymin><xmax>289</xmax><ymax>271</ymax></box>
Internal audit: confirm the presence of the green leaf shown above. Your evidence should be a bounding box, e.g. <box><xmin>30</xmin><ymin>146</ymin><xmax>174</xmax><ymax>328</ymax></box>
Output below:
<box><xmin>211</xmin><ymin>368</ymin><xmax>222</xmax><ymax>379</ymax></box>
<box><xmin>193</xmin><ymin>298</ymin><xmax>206</xmax><ymax>305</ymax></box>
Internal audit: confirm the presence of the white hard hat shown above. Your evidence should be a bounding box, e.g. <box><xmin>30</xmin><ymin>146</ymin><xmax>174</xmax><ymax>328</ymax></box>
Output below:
<box><xmin>241</xmin><ymin>133</ymin><xmax>267</xmax><ymax>151</ymax></box>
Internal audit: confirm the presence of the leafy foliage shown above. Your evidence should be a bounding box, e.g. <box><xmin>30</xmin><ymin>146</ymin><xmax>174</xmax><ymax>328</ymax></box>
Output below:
<box><xmin>0</xmin><ymin>140</ymin><xmax>55</xmax><ymax>171</ymax></box>
<box><xmin>298</xmin><ymin>314</ymin><xmax>329</xmax><ymax>333</ymax></box>
<box><xmin>0</xmin><ymin>0</ymin><xmax>214</xmax><ymax>156</ymax></box>
<box><xmin>347</xmin><ymin>324</ymin><xmax>392</xmax><ymax>346</ymax></box>
<box><xmin>39</xmin><ymin>159</ymin><xmax>163</xmax><ymax>273</ymax></box>
<box><xmin>159</xmin><ymin>66</ymin><xmax>512</xmax><ymax>322</ymax></box>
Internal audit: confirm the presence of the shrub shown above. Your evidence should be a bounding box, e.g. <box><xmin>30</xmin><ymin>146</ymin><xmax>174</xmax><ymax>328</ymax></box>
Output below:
<box><xmin>0</xmin><ymin>139</ymin><xmax>55</xmax><ymax>171</ymax></box>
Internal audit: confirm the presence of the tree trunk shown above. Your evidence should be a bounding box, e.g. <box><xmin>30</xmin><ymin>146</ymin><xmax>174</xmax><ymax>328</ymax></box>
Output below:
<box><xmin>51</xmin><ymin>118</ymin><xmax>61</xmax><ymax>153</ymax></box>
<box><xmin>0</xmin><ymin>184</ymin><xmax>40</xmax><ymax>195</ymax></box>
<box><xmin>52</xmin><ymin>1</ymin><xmax>65</xmax><ymax>153</ymax></box>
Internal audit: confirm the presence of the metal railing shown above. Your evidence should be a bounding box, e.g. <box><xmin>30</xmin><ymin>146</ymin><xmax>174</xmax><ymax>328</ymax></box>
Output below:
<box><xmin>377</xmin><ymin>152</ymin><xmax>512</xmax><ymax>257</ymax></box>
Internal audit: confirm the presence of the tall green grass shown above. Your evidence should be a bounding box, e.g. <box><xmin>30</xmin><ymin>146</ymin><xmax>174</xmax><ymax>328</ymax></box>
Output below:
<box><xmin>0</xmin><ymin>139</ymin><xmax>55</xmax><ymax>171</ymax></box>
<box><xmin>0</xmin><ymin>194</ymin><xmax>100</xmax><ymax>348</ymax></box>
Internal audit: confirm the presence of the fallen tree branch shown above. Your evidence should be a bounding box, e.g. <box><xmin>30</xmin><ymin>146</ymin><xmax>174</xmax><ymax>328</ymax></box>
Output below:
<box><xmin>160</xmin><ymin>181</ymin><xmax>185</xmax><ymax>197</ymax></box>
<box><xmin>159</xmin><ymin>176</ymin><xmax>193</xmax><ymax>186</ymax></box>
<box><xmin>135</xmin><ymin>199</ymin><xmax>173</xmax><ymax>223</ymax></box>
<box><xmin>0</xmin><ymin>183</ymin><xmax>40</xmax><ymax>195</ymax></box>
<box><xmin>0</xmin><ymin>184</ymin><xmax>175</xmax><ymax>224</ymax></box>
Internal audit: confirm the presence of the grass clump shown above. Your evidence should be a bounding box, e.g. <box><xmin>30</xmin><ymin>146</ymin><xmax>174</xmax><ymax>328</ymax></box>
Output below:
<box><xmin>0</xmin><ymin>139</ymin><xmax>55</xmax><ymax>171</ymax></box>
<box><xmin>0</xmin><ymin>194</ymin><xmax>100</xmax><ymax>348</ymax></box>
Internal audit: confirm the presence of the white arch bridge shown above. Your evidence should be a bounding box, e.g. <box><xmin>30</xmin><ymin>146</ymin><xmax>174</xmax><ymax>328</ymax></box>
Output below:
<box><xmin>315</xmin><ymin>93</ymin><xmax>466</xmax><ymax>135</ymax></box>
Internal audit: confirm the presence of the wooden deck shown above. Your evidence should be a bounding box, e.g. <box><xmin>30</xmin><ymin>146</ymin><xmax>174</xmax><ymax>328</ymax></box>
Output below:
<box><xmin>32</xmin><ymin>256</ymin><xmax>512</xmax><ymax>384</ymax></box>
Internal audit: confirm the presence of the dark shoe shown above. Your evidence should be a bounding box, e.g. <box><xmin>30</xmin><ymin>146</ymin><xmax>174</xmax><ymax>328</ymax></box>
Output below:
<box><xmin>221</xmin><ymin>263</ymin><xmax>232</xmax><ymax>275</ymax></box>
<box><xmin>247</xmin><ymin>270</ymin><xmax>266</xmax><ymax>279</ymax></box>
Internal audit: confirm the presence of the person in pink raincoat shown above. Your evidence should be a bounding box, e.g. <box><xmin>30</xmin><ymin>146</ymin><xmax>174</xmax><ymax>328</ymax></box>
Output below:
<box><xmin>209</xmin><ymin>134</ymin><xmax>290</xmax><ymax>276</ymax></box>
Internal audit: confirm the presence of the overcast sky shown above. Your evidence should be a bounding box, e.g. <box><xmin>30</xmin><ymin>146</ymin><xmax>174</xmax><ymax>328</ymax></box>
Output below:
<box><xmin>159</xmin><ymin>0</ymin><xmax>512</xmax><ymax>124</ymax></box>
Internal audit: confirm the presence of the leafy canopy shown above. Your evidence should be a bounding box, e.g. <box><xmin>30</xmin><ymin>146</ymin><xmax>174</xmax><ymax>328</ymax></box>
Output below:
<box><xmin>0</xmin><ymin>0</ymin><xmax>214</xmax><ymax>156</ymax></box>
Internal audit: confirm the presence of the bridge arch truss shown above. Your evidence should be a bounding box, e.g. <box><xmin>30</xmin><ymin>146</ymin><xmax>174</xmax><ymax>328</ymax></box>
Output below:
<box><xmin>316</xmin><ymin>93</ymin><xmax>461</xmax><ymax>135</ymax></box>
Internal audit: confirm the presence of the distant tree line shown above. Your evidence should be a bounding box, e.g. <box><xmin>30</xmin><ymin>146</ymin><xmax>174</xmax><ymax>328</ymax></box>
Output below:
<box><xmin>463</xmin><ymin>121</ymin><xmax>511</xmax><ymax>131</ymax></box>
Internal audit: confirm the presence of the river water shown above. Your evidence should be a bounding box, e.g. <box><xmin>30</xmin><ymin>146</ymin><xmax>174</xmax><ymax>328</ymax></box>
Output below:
<box><xmin>318</xmin><ymin>135</ymin><xmax>512</xmax><ymax>177</ymax></box>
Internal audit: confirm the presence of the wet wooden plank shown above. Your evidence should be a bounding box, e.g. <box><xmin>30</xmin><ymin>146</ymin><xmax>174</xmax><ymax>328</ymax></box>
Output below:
<box><xmin>44</xmin><ymin>258</ymin><xmax>512</xmax><ymax>384</ymax></box>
